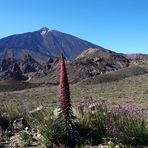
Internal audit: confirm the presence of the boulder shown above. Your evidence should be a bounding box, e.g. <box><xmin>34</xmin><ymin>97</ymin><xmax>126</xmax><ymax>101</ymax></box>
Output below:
<box><xmin>13</xmin><ymin>118</ymin><xmax>28</xmax><ymax>131</ymax></box>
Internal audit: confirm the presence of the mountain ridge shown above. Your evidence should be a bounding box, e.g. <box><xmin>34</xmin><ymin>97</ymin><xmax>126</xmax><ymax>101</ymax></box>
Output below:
<box><xmin>0</xmin><ymin>27</ymin><xmax>102</xmax><ymax>61</ymax></box>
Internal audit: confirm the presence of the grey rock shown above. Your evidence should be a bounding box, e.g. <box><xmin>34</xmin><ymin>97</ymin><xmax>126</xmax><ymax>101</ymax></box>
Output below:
<box><xmin>13</xmin><ymin>118</ymin><xmax>28</xmax><ymax>131</ymax></box>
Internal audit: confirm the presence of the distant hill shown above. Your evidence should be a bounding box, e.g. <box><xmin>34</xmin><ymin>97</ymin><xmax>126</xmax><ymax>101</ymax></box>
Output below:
<box><xmin>47</xmin><ymin>48</ymin><xmax>130</xmax><ymax>83</ymax></box>
<box><xmin>124</xmin><ymin>53</ymin><xmax>148</xmax><ymax>60</ymax></box>
<box><xmin>79</xmin><ymin>65</ymin><xmax>148</xmax><ymax>85</ymax></box>
<box><xmin>123</xmin><ymin>53</ymin><xmax>148</xmax><ymax>66</ymax></box>
<box><xmin>0</xmin><ymin>27</ymin><xmax>101</xmax><ymax>62</ymax></box>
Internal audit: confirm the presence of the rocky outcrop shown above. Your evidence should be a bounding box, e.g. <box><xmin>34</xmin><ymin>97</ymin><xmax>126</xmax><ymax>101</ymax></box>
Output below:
<box><xmin>21</xmin><ymin>63</ymin><xmax>37</xmax><ymax>73</ymax></box>
<box><xmin>12</xmin><ymin>63</ymin><xmax>23</xmax><ymax>80</ymax></box>
<box><xmin>23</xmin><ymin>54</ymin><xmax>38</xmax><ymax>64</ymax></box>
<box><xmin>21</xmin><ymin>54</ymin><xmax>38</xmax><ymax>73</ymax></box>
<box><xmin>0</xmin><ymin>54</ymin><xmax>39</xmax><ymax>80</ymax></box>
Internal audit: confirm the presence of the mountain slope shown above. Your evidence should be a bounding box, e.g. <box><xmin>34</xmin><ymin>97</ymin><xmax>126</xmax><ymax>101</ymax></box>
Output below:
<box><xmin>0</xmin><ymin>27</ymin><xmax>101</xmax><ymax>61</ymax></box>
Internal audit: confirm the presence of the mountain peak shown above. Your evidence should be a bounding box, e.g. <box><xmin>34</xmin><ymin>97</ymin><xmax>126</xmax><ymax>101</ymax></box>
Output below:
<box><xmin>39</xmin><ymin>27</ymin><xmax>53</xmax><ymax>36</ymax></box>
<box><xmin>0</xmin><ymin>28</ymin><xmax>100</xmax><ymax>61</ymax></box>
<box><xmin>39</xmin><ymin>27</ymin><xmax>49</xmax><ymax>31</ymax></box>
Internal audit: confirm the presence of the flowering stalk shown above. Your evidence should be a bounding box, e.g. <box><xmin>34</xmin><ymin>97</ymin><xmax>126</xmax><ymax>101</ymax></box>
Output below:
<box><xmin>59</xmin><ymin>54</ymin><xmax>80</xmax><ymax>146</ymax></box>
<box><xmin>60</xmin><ymin>53</ymin><xmax>71</xmax><ymax>121</ymax></box>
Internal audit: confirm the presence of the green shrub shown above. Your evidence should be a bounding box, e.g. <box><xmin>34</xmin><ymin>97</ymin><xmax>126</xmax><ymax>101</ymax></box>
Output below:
<box><xmin>20</xmin><ymin>130</ymin><xmax>33</xmax><ymax>147</ymax></box>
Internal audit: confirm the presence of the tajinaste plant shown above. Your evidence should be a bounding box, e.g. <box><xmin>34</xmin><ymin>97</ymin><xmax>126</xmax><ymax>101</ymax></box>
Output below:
<box><xmin>59</xmin><ymin>53</ymin><xmax>80</xmax><ymax>146</ymax></box>
<box><xmin>60</xmin><ymin>53</ymin><xmax>71</xmax><ymax>121</ymax></box>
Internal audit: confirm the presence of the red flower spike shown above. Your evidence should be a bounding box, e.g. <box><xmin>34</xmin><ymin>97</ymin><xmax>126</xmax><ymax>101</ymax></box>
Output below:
<box><xmin>60</xmin><ymin>53</ymin><xmax>71</xmax><ymax>121</ymax></box>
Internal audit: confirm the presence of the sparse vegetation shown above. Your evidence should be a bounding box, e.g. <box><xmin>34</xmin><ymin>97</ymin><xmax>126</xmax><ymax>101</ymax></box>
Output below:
<box><xmin>0</xmin><ymin>54</ymin><xmax>147</xmax><ymax>147</ymax></box>
<box><xmin>20</xmin><ymin>130</ymin><xmax>33</xmax><ymax>147</ymax></box>
<box><xmin>34</xmin><ymin>102</ymin><xmax>148</xmax><ymax>147</ymax></box>
<box><xmin>2</xmin><ymin>101</ymin><xmax>147</xmax><ymax>147</ymax></box>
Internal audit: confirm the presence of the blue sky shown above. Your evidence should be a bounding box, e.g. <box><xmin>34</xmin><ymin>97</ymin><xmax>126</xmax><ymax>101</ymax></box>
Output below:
<box><xmin>0</xmin><ymin>0</ymin><xmax>148</xmax><ymax>54</ymax></box>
